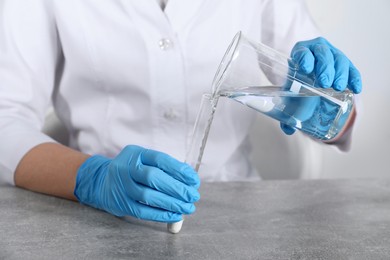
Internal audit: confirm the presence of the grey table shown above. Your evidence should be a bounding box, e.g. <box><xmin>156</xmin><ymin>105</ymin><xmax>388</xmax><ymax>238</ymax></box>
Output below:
<box><xmin>1</xmin><ymin>179</ymin><xmax>390</xmax><ymax>260</ymax></box>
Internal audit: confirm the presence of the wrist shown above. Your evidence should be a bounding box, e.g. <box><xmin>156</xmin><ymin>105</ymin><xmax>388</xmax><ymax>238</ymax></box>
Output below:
<box><xmin>74</xmin><ymin>155</ymin><xmax>111</xmax><ymax>208</ymax></box>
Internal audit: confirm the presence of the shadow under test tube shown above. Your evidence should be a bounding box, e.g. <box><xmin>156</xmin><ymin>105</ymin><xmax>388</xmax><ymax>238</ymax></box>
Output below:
<box><xmin>167</xmin><ymin>93</ymin><xmax>218</xmax><ymax>234</ymax></box>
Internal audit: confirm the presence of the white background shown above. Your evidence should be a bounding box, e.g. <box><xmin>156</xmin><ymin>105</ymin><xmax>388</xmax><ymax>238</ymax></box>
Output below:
<box><xmin>307</xmin><ymin>0</ymin><xmax>390</xmax><ymax>178</ymax></box>
<box><xmin>252</xmin><ymin>0</ymin><xmax>390</xmax><ymax>179</ymax></box>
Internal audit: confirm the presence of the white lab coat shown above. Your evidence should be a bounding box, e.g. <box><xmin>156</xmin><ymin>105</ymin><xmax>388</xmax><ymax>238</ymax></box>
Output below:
<box><xmin>0</xmin><ymin>0</ymin><xmax>323</xmax><ymax>185</ymax></box>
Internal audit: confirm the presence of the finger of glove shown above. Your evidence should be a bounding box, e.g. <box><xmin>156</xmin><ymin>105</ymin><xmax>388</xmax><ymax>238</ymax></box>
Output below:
<box><xmin>311</xmin><ymin>43</ymin><xmax>335</xmax><ymax>88</ymax></box>
<box><xmin>332</xmin><ymin>51</ymin><xmax>350</xmax><ymax>92</ymax></box>
<box><xmin>348</xmin><ymin>63</ymin><xmax>362</xmax><ymax>94</ymax></box>
<box><xmin>141</xmin><ymin>149</ymin><xmax>200</xmax><ymax>187</ymax></box>
<box><xmin>280</xmin><ymin>123</ymin><xmax>296</xmax><ymax>135</ymax></box>
<box><xmin>129</xmin><ymin>201</ymin><xmax>183</xmax><ymax>223</ymax></box>
<box><xmin>291</xmin><ymin>45</ymin><xmax>315</xmax><ymax>74</ymax></box>
<box><xmin>128</xmin><ymin>184</ymin><xmax>196</xmax><ymax>215</ymax></box>
<box><xmin>132</xmin><ymin>165</ymin><xmax>200</xmax><ymax>203</ymax></box>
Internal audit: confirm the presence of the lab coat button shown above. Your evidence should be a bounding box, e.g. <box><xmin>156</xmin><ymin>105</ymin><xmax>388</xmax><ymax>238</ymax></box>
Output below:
<box><xmin>163</xmin><ymin>109</ymin><xmax>179</xmax><ymax>120</ymax></box>
<box><xmin>158</xmin><ymin>38</ymin><xmax>173</xmax><ymax>50</ymax></box>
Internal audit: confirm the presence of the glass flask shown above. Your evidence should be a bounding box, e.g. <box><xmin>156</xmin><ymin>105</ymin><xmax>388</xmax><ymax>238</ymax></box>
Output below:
<box><xmin>212</xmin><ymin>31</ymin><xmax>354</xmax><ymax>141</ymax></box>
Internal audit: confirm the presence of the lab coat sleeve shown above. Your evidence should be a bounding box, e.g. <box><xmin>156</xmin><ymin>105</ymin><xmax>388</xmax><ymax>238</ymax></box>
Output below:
<box><xmin>0</xmin><ymin>0</ymin><xmax>59</xmax><ymax>185</ymax></box>
<box><xmin>260</xmin><ymin>0</ymin><xmax>321</xmax><ymax>54</ymax></box>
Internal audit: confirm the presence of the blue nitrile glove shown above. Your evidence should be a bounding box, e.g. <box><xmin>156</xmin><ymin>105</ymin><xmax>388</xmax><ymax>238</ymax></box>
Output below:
<box><xmin>74</xmin><ymin>145</ymin><xmax>200</xmax><ymax>223</ymax></box>
<box><xmin>281</xmin><ymin>37</ymin><xmax>362</xmax><ymax>135</ymax></box>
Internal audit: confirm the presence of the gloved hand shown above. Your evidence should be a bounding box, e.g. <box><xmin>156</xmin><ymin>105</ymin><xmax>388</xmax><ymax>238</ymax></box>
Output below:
<box><xmin>74</xmin><ymin>145</ymin><xmax>200</xmax><ymax>223</ymax></box>
<box><xmin>281</xmin><ymin>37</ymin><xmax>362</xmax><ymax>135</ymax></box>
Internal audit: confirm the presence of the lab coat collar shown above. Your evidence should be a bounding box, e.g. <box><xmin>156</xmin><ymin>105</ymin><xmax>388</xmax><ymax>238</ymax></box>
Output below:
<box><xmin>164</xmin><ymin>0</ymin><xmax>207</xmax><ymax>32</ymax></box>
<box><xmin>125</xmin><ymin>0</ymin><xmax>207</xmax><ymax>33</ymax></box>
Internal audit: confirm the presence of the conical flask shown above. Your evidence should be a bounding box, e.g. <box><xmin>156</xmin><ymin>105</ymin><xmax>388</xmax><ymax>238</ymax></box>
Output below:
<box><xmin>212</xmin><ymin>31</ymin><xmax>355</xmax><ymax>141</ymax></box>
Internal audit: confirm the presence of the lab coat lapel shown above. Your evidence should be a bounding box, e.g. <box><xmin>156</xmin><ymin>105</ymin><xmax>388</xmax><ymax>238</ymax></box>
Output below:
<box><xmin>123</xmin><ymin>1</ymin><xmax>171</xmax><ymax>31</ymax></box>
<box><xmin>164</xmin><ymin>0</ymin><xmax>207</xmax><ymax>32</ymax></box>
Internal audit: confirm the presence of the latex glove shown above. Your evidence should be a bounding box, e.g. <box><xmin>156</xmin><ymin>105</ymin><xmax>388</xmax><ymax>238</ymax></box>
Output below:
<box><xmin>281</xmin><ymin>37</ymin><xmax>362</xmax><ymax>135</ymax></box>
<box><xmin>74</xmin><ymin>145</ymin><xmax>200</xmax><ymax>223</ymax></box>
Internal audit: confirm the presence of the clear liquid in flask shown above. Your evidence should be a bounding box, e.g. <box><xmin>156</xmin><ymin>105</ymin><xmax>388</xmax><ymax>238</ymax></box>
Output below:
<box><xmin>219</xmin><ymin>86</ymin><xmax>354</xmax><ymax>140</ymax></box>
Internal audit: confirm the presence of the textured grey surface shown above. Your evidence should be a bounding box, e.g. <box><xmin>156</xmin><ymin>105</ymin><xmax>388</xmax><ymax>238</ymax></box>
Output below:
<box><xmin>1</xmin><ymin>179</ymin><xmax>390</xmax><ymax>259</ymax></box>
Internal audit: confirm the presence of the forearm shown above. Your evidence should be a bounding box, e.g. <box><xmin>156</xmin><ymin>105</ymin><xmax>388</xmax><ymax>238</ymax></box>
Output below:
<box><xmin>14</xmin><ymin>142</ymin><xmax>90</xmax><ymax>201</ymax></box>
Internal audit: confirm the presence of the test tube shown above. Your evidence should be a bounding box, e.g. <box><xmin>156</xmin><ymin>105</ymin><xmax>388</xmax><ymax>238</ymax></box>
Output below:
<box><xmin>167</xmin><ymin>93</ymin><xmax>218</xmax><ymax>234</ymax></box>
